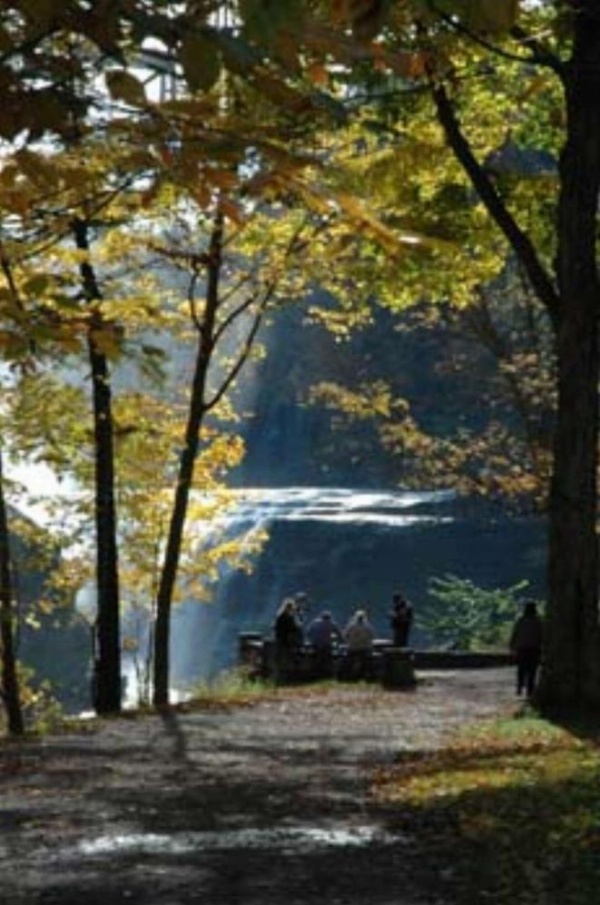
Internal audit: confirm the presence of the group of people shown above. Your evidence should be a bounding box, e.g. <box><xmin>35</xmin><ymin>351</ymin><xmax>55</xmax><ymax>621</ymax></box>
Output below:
<box><xmin>274</xmin><ymin>589</ymin><xmax>545</xmax><ymax>698</ymax></box>
<box><xmin>273</xmin><ymin>591</ymin><xmax>414</xmax><ymax>680</ymax></box>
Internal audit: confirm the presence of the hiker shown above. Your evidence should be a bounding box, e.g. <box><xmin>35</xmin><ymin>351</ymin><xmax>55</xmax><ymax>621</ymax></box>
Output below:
<box><xmin>274</xmin><ymin>597</ymin><xmax>303</xmax><ymax>651</ymax></box>
<box><xmin>344</xmin><ymin>608</ymin><xmax>375</xmax><ymax>680</ymax></box>
<box><xmin>306</xmin><ymin>610</ymin><xmax>343</xmax><ymax>678</ymax></box>
<box><xmin>274</xmin><ymin>597</ymin><xmax>303</xmax><ymax>681</ymax></box>
<box><xmin>509</xmin><ymin>600</ymin><xmax>543</xmax><ymax>697</ymax></box>
<box><xmin>390</xmin><ymin>592</ymin><xmax>413</xmax><ymax>648</ymax></box>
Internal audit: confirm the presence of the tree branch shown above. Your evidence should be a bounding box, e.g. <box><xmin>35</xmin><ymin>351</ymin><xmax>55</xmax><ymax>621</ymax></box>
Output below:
<box><xmin>427</xmin><ymin>2</ymin><xmax>565</xmax><ymax>76</ymax></box>
<box><xmin>430</xmin><ymin>79</ymin><xmax>561</xmax><ymax>327</ymax></box>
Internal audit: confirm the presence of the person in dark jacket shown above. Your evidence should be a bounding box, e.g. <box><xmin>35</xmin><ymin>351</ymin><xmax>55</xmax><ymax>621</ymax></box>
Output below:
<box><xmin>275</xmin><ymin>598</ymin><xmax>303</xmax><ymax>650</ymax></box>
<box><xmin>390</xmin><ymin>592</ymin><xmax>413</xmax><ymax>648</ymax></box>
<box><xmin>306</xmin><ymin>610</ymin><xmax>343</xmax><ymax>678</ymax></box>
<box><xmin>510</xmin><ymin>600</ymin><xmax>543</xmax><ymax>697</ymax></box>
<box><xmin>274</xmin><ymin>598</ymin><xmax>303</xmax><ymax>681</ymax></box>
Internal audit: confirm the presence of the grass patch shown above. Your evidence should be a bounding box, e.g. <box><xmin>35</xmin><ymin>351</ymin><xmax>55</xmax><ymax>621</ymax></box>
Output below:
<box><xmin>372</xmin><ymin>707</ymin><xmax>600</xmax><ymax>904</ymax></box>
<box><xmin>184</xmin><ymin>669</ymin><xmax>357</xmax><ymax>711</ymax></box>
<box><xmin>185</xmin><ymin>667</ymin><xmax>278</xmax><ymax>709</ymax></box>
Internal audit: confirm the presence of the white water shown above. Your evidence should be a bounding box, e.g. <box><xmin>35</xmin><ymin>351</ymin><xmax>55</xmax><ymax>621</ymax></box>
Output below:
<box><xmin>167</xmin><ymin>485</ymin><xmax>457</xmax><ymax>697</ymax></box>
<box><xmin>215</xmin><ymin>486</ymin><xmax>455</xmax><ymax>527</ymax></box>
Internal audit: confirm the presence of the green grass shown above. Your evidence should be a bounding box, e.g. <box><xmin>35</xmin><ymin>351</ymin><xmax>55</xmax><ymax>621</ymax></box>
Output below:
<box><xmin>372</xmin><ymin>707</ymin><xmax>600</xmax><ymax>904</ymax></box>
<box><xmin>185</xmin><ymin>668</ymin><xmax>348</xmax><ymax>709</ymax></box>
<box><xmin>186</xmin><ymin>667</ymin><xmax>278</xmax><ymax>708</ymax></box>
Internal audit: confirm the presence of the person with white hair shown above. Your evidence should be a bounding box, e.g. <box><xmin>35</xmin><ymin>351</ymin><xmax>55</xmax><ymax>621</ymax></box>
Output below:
<box><xmin>344</xmin><ymin>609</ymin><xmax>375</xmax><ymax>680</ymax></box>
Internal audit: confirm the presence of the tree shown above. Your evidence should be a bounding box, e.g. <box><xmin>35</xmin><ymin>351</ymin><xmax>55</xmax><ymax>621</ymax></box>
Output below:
<box><xmin>422</xmin><ymin>574</ymin><xmax>531</xmax><ymax>652</ymax></box>
<box><xmin>150</xmin><ymin>201</ymin><xmax>318</xmax><ymax>706</ymax></box>
<box><xmin>416</xmin><ymin>1</ymin><xmax>600</xmax><ymax>710</ymax></box>
<box><xmin>8</xmin><ymin>0</ymin><xmax>594</xmax><ymax>713</ymax></box>
<box><xmin>279</xmin><ymin>0</ymin><xmax>600</xmax><ymax>710</ymax></box>
<box><xmin>310</xmin><ymin>278</ymin><xmax>555</xmax><ymax>510</ymax></box>
<box><xmin>72</xmin><ymin>216</ymin><xmax>122</xmax><ymax>714</ymax></box>
<box><xmin>0</xmin><ymin>450</ymin><xmax>24</xmax><ymax>735</ymax></box>
<box><xmin>1</xmin><ymin>0</ymin><xmax>358</xmax><ymax>712</ymax></box>
<box><xmin>151</xmin><ymin>205</ymin><xmax>264</xmax><ymax>707</ymax></box>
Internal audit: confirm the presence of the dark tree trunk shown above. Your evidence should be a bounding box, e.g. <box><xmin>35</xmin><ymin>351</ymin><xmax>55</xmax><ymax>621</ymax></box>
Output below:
<box><xmin>87</xmin><ymin>337</ymin><xmax>122</xmax><ymax>713</ymax></box>
<box><xmin>538</xmin><ymin>4</ymin><xmax>600</xmax><ymax>709</ymax></box>
<box><xmin>0</xmin><ymin>450</ymin><xmax>24</xmax><ymax>735</ymax></box>
<box><xmin>74</xmin><ymin>218</ymin><xmax>121</xmax><ymax>715</ymax></box>
<box><xmin>153</xmin><ymin>213</ymin><xmax>223</xmax><ymax>707</ymax></box>
<box><xmin>429</xmin><ymin>3</ymin><xmax>600</xmax><ymax>710</ymax></box>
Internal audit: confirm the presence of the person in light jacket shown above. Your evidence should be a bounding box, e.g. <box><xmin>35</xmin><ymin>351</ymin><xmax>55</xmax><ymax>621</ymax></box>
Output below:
<box><xmin>344</xmin><ymin>609</ymin><xmax>375</xmax><ymax>680</ymax></box>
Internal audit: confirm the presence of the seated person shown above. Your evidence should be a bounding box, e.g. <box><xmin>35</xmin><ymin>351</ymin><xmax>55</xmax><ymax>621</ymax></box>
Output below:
<box><xmin>306</xmin><ymin>610</ymin><xmax>342</xmax><ymax>678</ymax></box>
<box><xmin>344</xmin><ymin>609</ymin><xmax>374</xmax><ymax>680</ymax></box>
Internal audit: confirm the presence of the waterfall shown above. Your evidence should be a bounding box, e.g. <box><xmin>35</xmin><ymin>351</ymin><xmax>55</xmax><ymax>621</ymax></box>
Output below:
<box><xmin>167</xmin><ymin>486</ymin><xmax>545</xmax><ymax>695</ymax></box>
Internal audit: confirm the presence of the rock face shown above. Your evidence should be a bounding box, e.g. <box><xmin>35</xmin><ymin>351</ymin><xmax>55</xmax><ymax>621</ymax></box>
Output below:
<box><xmin>168</xmin><ymin>488</ymin><xmax>546</xmax><ymax>692</ymax></box>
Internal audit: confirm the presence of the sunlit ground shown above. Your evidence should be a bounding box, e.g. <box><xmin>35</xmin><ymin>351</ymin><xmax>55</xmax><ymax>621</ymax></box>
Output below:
<box><xmin>372</xmin><ymin>710</ymin><xmax>600</xmax><ymax>903</ymax></box>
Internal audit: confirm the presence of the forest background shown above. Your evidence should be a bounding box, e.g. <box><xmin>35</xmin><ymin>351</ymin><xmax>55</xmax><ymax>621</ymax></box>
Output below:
<box><xmin>0</xmin><ymin>0</ymin><xmax>598</xmax><ymax>734</ymax></box>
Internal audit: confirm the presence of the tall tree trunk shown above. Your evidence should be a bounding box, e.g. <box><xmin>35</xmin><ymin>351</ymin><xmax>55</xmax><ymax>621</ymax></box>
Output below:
<box><xmin>538</xmin><ymin>4</ymin><xmax>600</xmax><ymax>709</ymax></box>
<box><xmin>429</xmin><ymin>6</ymin><xmax>600</xmax><ymax>709</ymax></box>
<box><xmin>0</xmin><ymin>450</ymin><xmax>24</xmax><ymax>735</ymax></box>
<box><xmin>87</xmin><ymin>336</ymin><xmax>122</xmax><ymax>713</ymax></box>
<box><xmin>73</xmin><ymin>218</ymin><xmax>121</xmax><ymax>714</ymax></box>
<box><xmin>153</xmin><ymin>212</ymin><xmax>223</xmax><ymax>707</ymax></box>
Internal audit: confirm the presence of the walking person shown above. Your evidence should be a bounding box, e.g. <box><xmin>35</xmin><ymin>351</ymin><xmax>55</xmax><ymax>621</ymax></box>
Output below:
<box><xmin>390</xmin><ymin>591</ymin><xmax>413</xmax><ymax>648</ymax></box>
<box><xmin>510</xmin><ymin>600</ymin><xmax>543</xmax><ymax>698</ymax></box>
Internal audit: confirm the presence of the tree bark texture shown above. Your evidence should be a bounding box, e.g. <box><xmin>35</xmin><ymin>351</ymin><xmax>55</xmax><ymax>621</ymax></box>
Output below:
<box><xmin>0</xmin><ymin>451</ymin><xmax>24</xmax><ymax>735</ymax></box>
<box><xmin>539</xmin><ymin>3</ymin><xmax>600</xmax><ymax>709</ymax></box>
<box><xmin>88</xmin><ymin>338</ymin><xmax>122</xmax><ymax>714</ymax></box>
<box><xmin>153</xmin><ymin>213</ymin><xmax>223</xmax><ymax>707</ymax></box>
<box><xmin>74</xmin><ymin>218</ymin><xmax>121</xmax><ymax>715</ymax></box>
<box><xmin>430</xmin><ymin>3</ymin><xmax>600</xmax><ymax>710</ymax></box>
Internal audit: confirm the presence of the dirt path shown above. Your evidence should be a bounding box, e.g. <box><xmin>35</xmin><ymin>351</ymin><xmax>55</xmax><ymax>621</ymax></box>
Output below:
<box><xmin>0</xmin><ymin>668</ymin><xmax>516</xmax><ymax>904</ymax></box>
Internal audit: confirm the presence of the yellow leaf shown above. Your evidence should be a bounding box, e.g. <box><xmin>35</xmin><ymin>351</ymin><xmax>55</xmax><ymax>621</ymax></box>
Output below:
<box><xmin>15</xmin><ymin>148</ymin><xmax>56</xmax><ymax>188</ymax></box>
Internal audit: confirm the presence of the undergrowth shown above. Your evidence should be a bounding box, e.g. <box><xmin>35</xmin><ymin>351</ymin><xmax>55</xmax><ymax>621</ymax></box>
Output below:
<box><xmin>186</xmin><ymin>668</ymin><xmax>348</xmax><ymax>709</ymax></box>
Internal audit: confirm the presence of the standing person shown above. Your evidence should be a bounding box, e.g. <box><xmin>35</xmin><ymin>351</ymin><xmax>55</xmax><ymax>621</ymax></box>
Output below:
<box><xmin>293</xmin><ymin>591</ymin><xmax>309</xmax><ymax>632</ymax></box>
<box><xmin>306</xmin><ymin>610</ymin><xmax>343</xmax><ymax>679</ymax></box>
<box><xmin>274</xmin><ymin>597</ymin><xmax>303</xmax><ymax>650</ymax></box>
<box><xmin>510</xmin><ymin>600</ymin><xmax>543</xmax><ymax>697</ymax></box>
<box><xmin>390</xmin><ymin>592</ymin><xmax>413</xmax><ymax>648</ymax></box>
<box><xmin>274</xmin><ymin>597</ymin><xmax>303</xmax><ymax>681</ymax></box>
<box><xmin>344</xmin><ymin>608</ymin><xmax>375</xmax><ymax>680</ymax></box>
